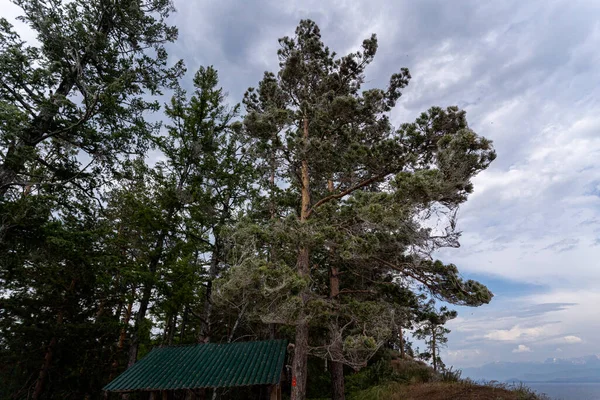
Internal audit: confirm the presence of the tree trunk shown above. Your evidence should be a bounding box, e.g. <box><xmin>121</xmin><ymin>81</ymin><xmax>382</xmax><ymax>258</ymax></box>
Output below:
<box><xmin>198</xmin><ymin>244</ymin><xmax>219</xmax><ymax>343</ymax></box>
<box><xmin>268</xmin><ymin>143</ymin><xmax>277</xmax><ymax>340</ymax></box>
<box><xmin>32</xmin><ymin>331</ymin><xmax>58</xmax><ymax>399</ymax></box>
<box><xmin>330</xmin><ymin>362</ymin><xmax>344</xmax><ymax>400</ymax></box>
<box><xmin>227</xmin><ymin>302</ymin><xmax>247</xmax><ymax>343</ymax></box>
<box><xmin>128</xmin><ymin>232</ymin><xmax>167</xmax><ymax>367</ymax></box>
<box><xmin>127</xmin><ymin>281</ymin><xmax>152</xmax><ymax>366</ymax></box>
<box><xmin>167</xmin><ymin>310</ymin><xmax>177</xmax><ymax>345</ymax></box>
<box><xmin>0</xmin><ymin>73</ymin><xmax>76</xmax><ymax>198</ymax></box>
<box><xmin>328</xmin><ymin>179</ymin><xmax>345</xmax><ymax>400</ymax></box>
<box><xmin>432</xmin><ymin>328</ymin><xmax>437</xmax><ymax>372</ymax></box>
<box><xmin>291</xmin><ymin>318</ymin><xmax>309</xmax><ymax>400</ymax></box>
<box><xmin>110</xmin><ymin>290</ymin><xmax>135</xmax><ymax>379</ymax></box>
<box><xmin>32</xmin><ymin>278</ymin><xmax>76</xmax><ymax>399</ymax></box>
<box><xmin>329</xmin><ymin>265</ymin><xmax>344</xmax><ymax>400</ymax></box>
<box><xmin>179</xmin><ymin>306</ymin><xmax>189</xmax><ymax>342</ymax></box>
<box><xmin>163</xmin><ymin>313</ymin><xmax>172</xmax><ymax>343</ymax></box>
<box><xmin>399</xmin><ymin>325</ymin><xmax>405</xmax><ymax>359</ymax></box>
<box><xmin>291</xmin><ymin>117</ymin><xmax>311</xmax><ymax>400</ymax></box>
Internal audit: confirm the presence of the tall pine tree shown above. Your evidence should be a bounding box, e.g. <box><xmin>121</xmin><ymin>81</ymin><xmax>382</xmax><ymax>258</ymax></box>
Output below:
<box><xmin>241</xmin><ymin>20</ymin><xmax>495</xmax><ymax>400</ymax></box>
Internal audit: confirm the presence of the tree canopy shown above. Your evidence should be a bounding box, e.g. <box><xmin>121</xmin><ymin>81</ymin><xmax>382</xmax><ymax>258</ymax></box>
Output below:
<box><xmin>0</xmin><ymin>5</ymin><xmax>495</xmax><ymax>400</ymax></box>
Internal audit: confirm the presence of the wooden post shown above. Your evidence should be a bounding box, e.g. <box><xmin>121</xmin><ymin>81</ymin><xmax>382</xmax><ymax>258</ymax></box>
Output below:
<box><xmin>184</xmin><ymin>389</ymin><xmax>197</xmax><ymax>400</ymax></box>
<box><xmin>269</xmin><ymin>384</ymin><xmax>281</xmax><ymax>400</ymax></box>
<box><xmin>162</xmin><ymin>390</ymin><xmax>168</xmax><ymax>400</ymax></box>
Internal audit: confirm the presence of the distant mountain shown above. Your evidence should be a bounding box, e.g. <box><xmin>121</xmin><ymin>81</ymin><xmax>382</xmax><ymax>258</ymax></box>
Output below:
<box><xmin>462</xmin><ymin>355</ymin><xmax>600</xmax><ymax>383</ymax></box>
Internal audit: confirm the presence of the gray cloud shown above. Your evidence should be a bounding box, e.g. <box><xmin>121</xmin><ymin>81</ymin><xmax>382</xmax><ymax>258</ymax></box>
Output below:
<box><xmin>541</xmin><ymin>239</ymin><xmax>580</xmax><ymax>253</ymax></box>
<box><xmin>2</xmin><ymin>0</ymin><xmax>598</xmax><ymax>370</ymax></box>
<box><xmin>8</xmin><ymin>0</ymin><xmax>597</xmax><ymax>368</ymax></box>
<box><xmin>165</xmin><ymin>0</ymin><xmax>600</xmax><ymax>367</ymax></box>
<box><xmin>513</xmin><ymin>303</ymin><xmax>577</xmax><ymax>318</ymax></box>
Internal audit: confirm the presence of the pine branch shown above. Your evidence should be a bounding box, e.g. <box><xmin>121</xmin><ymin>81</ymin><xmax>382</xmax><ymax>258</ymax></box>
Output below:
<box><xmin>0</xmin><ymin>78</ymin><xmax>36</xmax><ymax>117</ymax></box>
<box><xmin>307</xmin><ymin>171</ymin><xmax>388</xmax><ymax>217</ymax></box>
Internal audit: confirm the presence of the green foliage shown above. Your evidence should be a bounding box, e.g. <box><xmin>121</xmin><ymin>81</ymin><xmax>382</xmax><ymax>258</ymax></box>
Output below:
<box><xmin>345</xmin><ymin>359</ymin><xmax>399</xmax><ymax>393</ymax></box>
<box><xmin>0</xmin><ymin>195</ymin><xmax>122</xmax><ymax>399</ymax></box>
<box><xmin>390</xmin><ymin>359</ymin><xmax>437</xmax><ymax>384</ymax></box>
<box><xmin>0</xmin><ymin>0</ymin><xmax>183</xmax><ymax>201</ymax></box>
<box><xmin>415</xmin><ymin>300</ymin><xmax>457</xmax><ymax>371</ymax></box>
<box><xmin>347</xmin><ymin>383</ymin><xmax>401</xmax><ymax>400</ymax></box>
<box><xmin>0</xmin><ymin>10</ymin><xmax>497</xmax><ymax>400</ymax></box>
<box><xmin>238</xmin><ymin>20</ymin><xmax>496</xmax><ymax>383</ymax></box>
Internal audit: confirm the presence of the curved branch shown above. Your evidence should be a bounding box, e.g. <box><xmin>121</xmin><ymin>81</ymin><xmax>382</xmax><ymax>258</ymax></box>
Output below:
<box><xmin>307</xmin><ymin>171</ymin><xmax>388</xmax><ymax>218</ymax></box>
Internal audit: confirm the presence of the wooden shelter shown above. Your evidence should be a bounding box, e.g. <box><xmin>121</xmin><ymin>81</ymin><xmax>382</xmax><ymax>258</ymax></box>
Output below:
<box><xmin>103</xmin><ymin>340</ymin><xmax>287</xmax><ymax>400</ymax></box>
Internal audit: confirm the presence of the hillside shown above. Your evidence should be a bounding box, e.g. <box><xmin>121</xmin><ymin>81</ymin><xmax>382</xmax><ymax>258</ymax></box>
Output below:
<box><xmin>349</xmin><ymin>382</ymin><xmax>548</xmax><ymax>400</ymax></box>
<box><xmin>326</xmin><ymin>355</ymin><xmax>549</xmax><ymax>400</ymax></box>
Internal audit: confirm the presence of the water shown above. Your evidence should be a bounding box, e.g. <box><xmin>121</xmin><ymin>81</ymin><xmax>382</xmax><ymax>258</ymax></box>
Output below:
<box><xmin>526</xmin><ymin>383</ymin><xmax>600</xmax><ymax>400</ymax></box>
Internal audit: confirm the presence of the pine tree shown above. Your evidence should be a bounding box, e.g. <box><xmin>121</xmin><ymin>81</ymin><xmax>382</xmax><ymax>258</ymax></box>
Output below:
<box><xmin>159</xmin><ymin>66</ymin><xmax>257</xmax><ymax>344</ymax></box>
<box><xmin>415</xmin><ymin>301</ymin><xmax>457</xmax><ymax>372</ymax></box>
<box><xmin>103</xmin><ymin>65</ymin><xmax>257</xmax><ymax>368</ymax></box>
<box><xmin>0</xmin><ymin>2</ymin><xmax>183</xmax><ymax>392</ymax></box>
<box><xmin>0</xmin><ymin>0</ymin><xmax>183</xmax><ymax>200</ymax></box>
<box><xmin>241</xmin><ymin>19</ymin><xmax>495</xmax><ymax>400</ymax></box>
<box><xmin>0</xmin><ymin>191</ymin><xmax>121</xmax><ymax>399</ymax></box>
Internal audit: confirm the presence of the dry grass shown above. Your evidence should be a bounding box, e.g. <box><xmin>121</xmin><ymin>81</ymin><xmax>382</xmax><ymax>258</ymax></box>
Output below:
<box><xmin>348</xmin><ymin>381</ymin><xmax>550</xmax><ymax>400</ymax></box>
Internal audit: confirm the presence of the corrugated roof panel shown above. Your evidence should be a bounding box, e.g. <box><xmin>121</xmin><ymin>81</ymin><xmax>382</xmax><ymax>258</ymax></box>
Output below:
<box><xmin>103</xmin><ymin>340</ymin><xmax>287</xmax><ymax>392</ymax></box>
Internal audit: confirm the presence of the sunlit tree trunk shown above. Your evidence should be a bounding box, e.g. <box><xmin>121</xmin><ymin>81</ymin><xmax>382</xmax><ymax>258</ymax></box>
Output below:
<box><xmin>291</xmin><ymin>117</ymin><xmax>311</xmax><ymax>400</ymax></box>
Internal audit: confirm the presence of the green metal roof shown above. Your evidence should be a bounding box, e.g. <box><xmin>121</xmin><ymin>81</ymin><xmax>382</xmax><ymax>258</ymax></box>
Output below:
<box><xmin>104</xmin><ymin>340</ymin><xmax>287</xmax><ymax>392</ymax></box>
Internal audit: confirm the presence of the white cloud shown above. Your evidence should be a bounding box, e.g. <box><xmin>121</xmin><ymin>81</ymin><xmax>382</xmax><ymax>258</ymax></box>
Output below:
<box><xmin>484</xmin><ymin>325</ymin><xmax>547</xmax><ymax>342</ymax></box>
<box><xmin>513</xmin><ymin>345</ymin><xmax>532</xmax><ymax>353</ymax></box>
<box><xmin>563</xmin><ymin>335</ymin><xmax>583</xmax><ymax>344</ymax></box>
<box><xmin>446</xmin><ymin>349</ymin><xmax>482</xmax><ymax>361</ymax></box>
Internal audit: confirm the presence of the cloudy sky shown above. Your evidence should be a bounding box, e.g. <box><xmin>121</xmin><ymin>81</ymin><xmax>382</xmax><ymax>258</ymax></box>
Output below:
<box><xmin>5</xmin><ymin>0</ymin><xmax>600</xmax><ymax>368</ymax></box>
<box><xmin>169</xmin><ymin>0</ymin><xmax>600</xmax><ymax>368</ymax></box>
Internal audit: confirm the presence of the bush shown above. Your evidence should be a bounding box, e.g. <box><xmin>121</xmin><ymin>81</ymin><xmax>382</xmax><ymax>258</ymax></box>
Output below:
<box><xmin>347</xmin><ymin>382</ymin><xmax>400</xmax><ymax>400</ymax></box>
<box><xmin>390</xmin><ymin>358</ymin><xmax>436</xmax><ymax>384</ymax></box>
<box><xmin>440</xmin><ymin>366</ymin><xmax>462</xmax><ymax>382</ymax></box>
<box><xmin>345</xmin><ymin>359</ymin><xmax>398</xmax><ymax>393</ymax></box>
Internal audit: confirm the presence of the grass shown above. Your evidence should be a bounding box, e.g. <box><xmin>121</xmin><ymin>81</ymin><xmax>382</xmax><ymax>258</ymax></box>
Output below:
<box><xmin>309</xmin><ymin>351</ymin><xmax>551</xmax><ymax>400</ymax></box>
<box><xmin>342</xmin><ymin>353</ymin><xmax>551</xmax><ymax>400</ymax></box>
<box><xmin>347</xmin><ymin>381</ymin><xmax>551</xmax><ymax>400</ymax></box>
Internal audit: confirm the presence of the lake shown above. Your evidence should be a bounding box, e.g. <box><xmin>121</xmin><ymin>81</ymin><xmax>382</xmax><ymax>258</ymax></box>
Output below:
<box><xmin>526</xmin><ymin>383</ymin><xmax>600</xmax><ymax>400</ymax></box>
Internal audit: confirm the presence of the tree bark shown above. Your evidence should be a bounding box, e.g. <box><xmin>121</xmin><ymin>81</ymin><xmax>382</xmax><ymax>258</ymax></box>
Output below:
<box><xmin>110</xmin><ymin>289</ymin><xmax>135</xmax><ymax>380</ymax></box>
<box><xmin>291</xmin><ymin>319</ymin><xmax>309</xmax><ymax>400</ymax></box>
<box><xmin>128</xmin><ymin>231</ymin><xmax>167</xmax><ymax>367</ymax></box>
<box><xmin>179</xmin><ymin>305</ymin><xmax>189</xmax><ymax>342</ymax></box>
<box><xmin>399</xmin><ymin>325</ymin><xmax>405</xmax><ymax>359</ymax></box>
<box><xmin>32</xmin><ymin>278</ymin><xmax>76</xmax><ymax>399</ymax></box>
<box><xmin>432</xmin><ymin>328</ymin><xmax>437</xmax><ymax>372</ymax></box>
<box><xmin>329</xmin><ymin>266</ymin><xmax>344</xmax><ymax>400</ymax></box>
<box><xmin>328</xmin><ymin>178</ymin><xmax>345</xmax><ymax>400</ymax></box>
<box><xmin>268</xmin><ymin>140</ymin><xmax>278</xmax><ymax>340</ymax></box>
<box><xmin>291</xmin><ymin>117</ymin><xmax>311</xmax><ymax>400</ymax></box>
<box><xmin>32</xmin><ymin>330</ymin><xmax>59</xmax><ymax>399</ymax></box>
<box><xmin>227</xmin><ymin>302</ymin><xmax>247</xmax><ymax>343</ymax></box>
<box><xmin>167</xmin><ymin>310</ymin><xmax>177</xmax><ymax>345</ymax></box>
<box><xmin>330</xmin><ymin>362</ymin><xmax>345</xmax><ymax>400</ymax></box>
<box><xmin>198</xmin><ymin>244</ymin><xmax>219</xmax><ymax>343</ymax></box>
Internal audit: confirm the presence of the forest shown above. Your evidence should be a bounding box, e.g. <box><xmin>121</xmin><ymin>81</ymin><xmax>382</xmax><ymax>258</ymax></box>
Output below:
<box><xmin>0</xmin><ymin>0</ymin><xmax>497</xmax><ymax>399</ymax></box>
